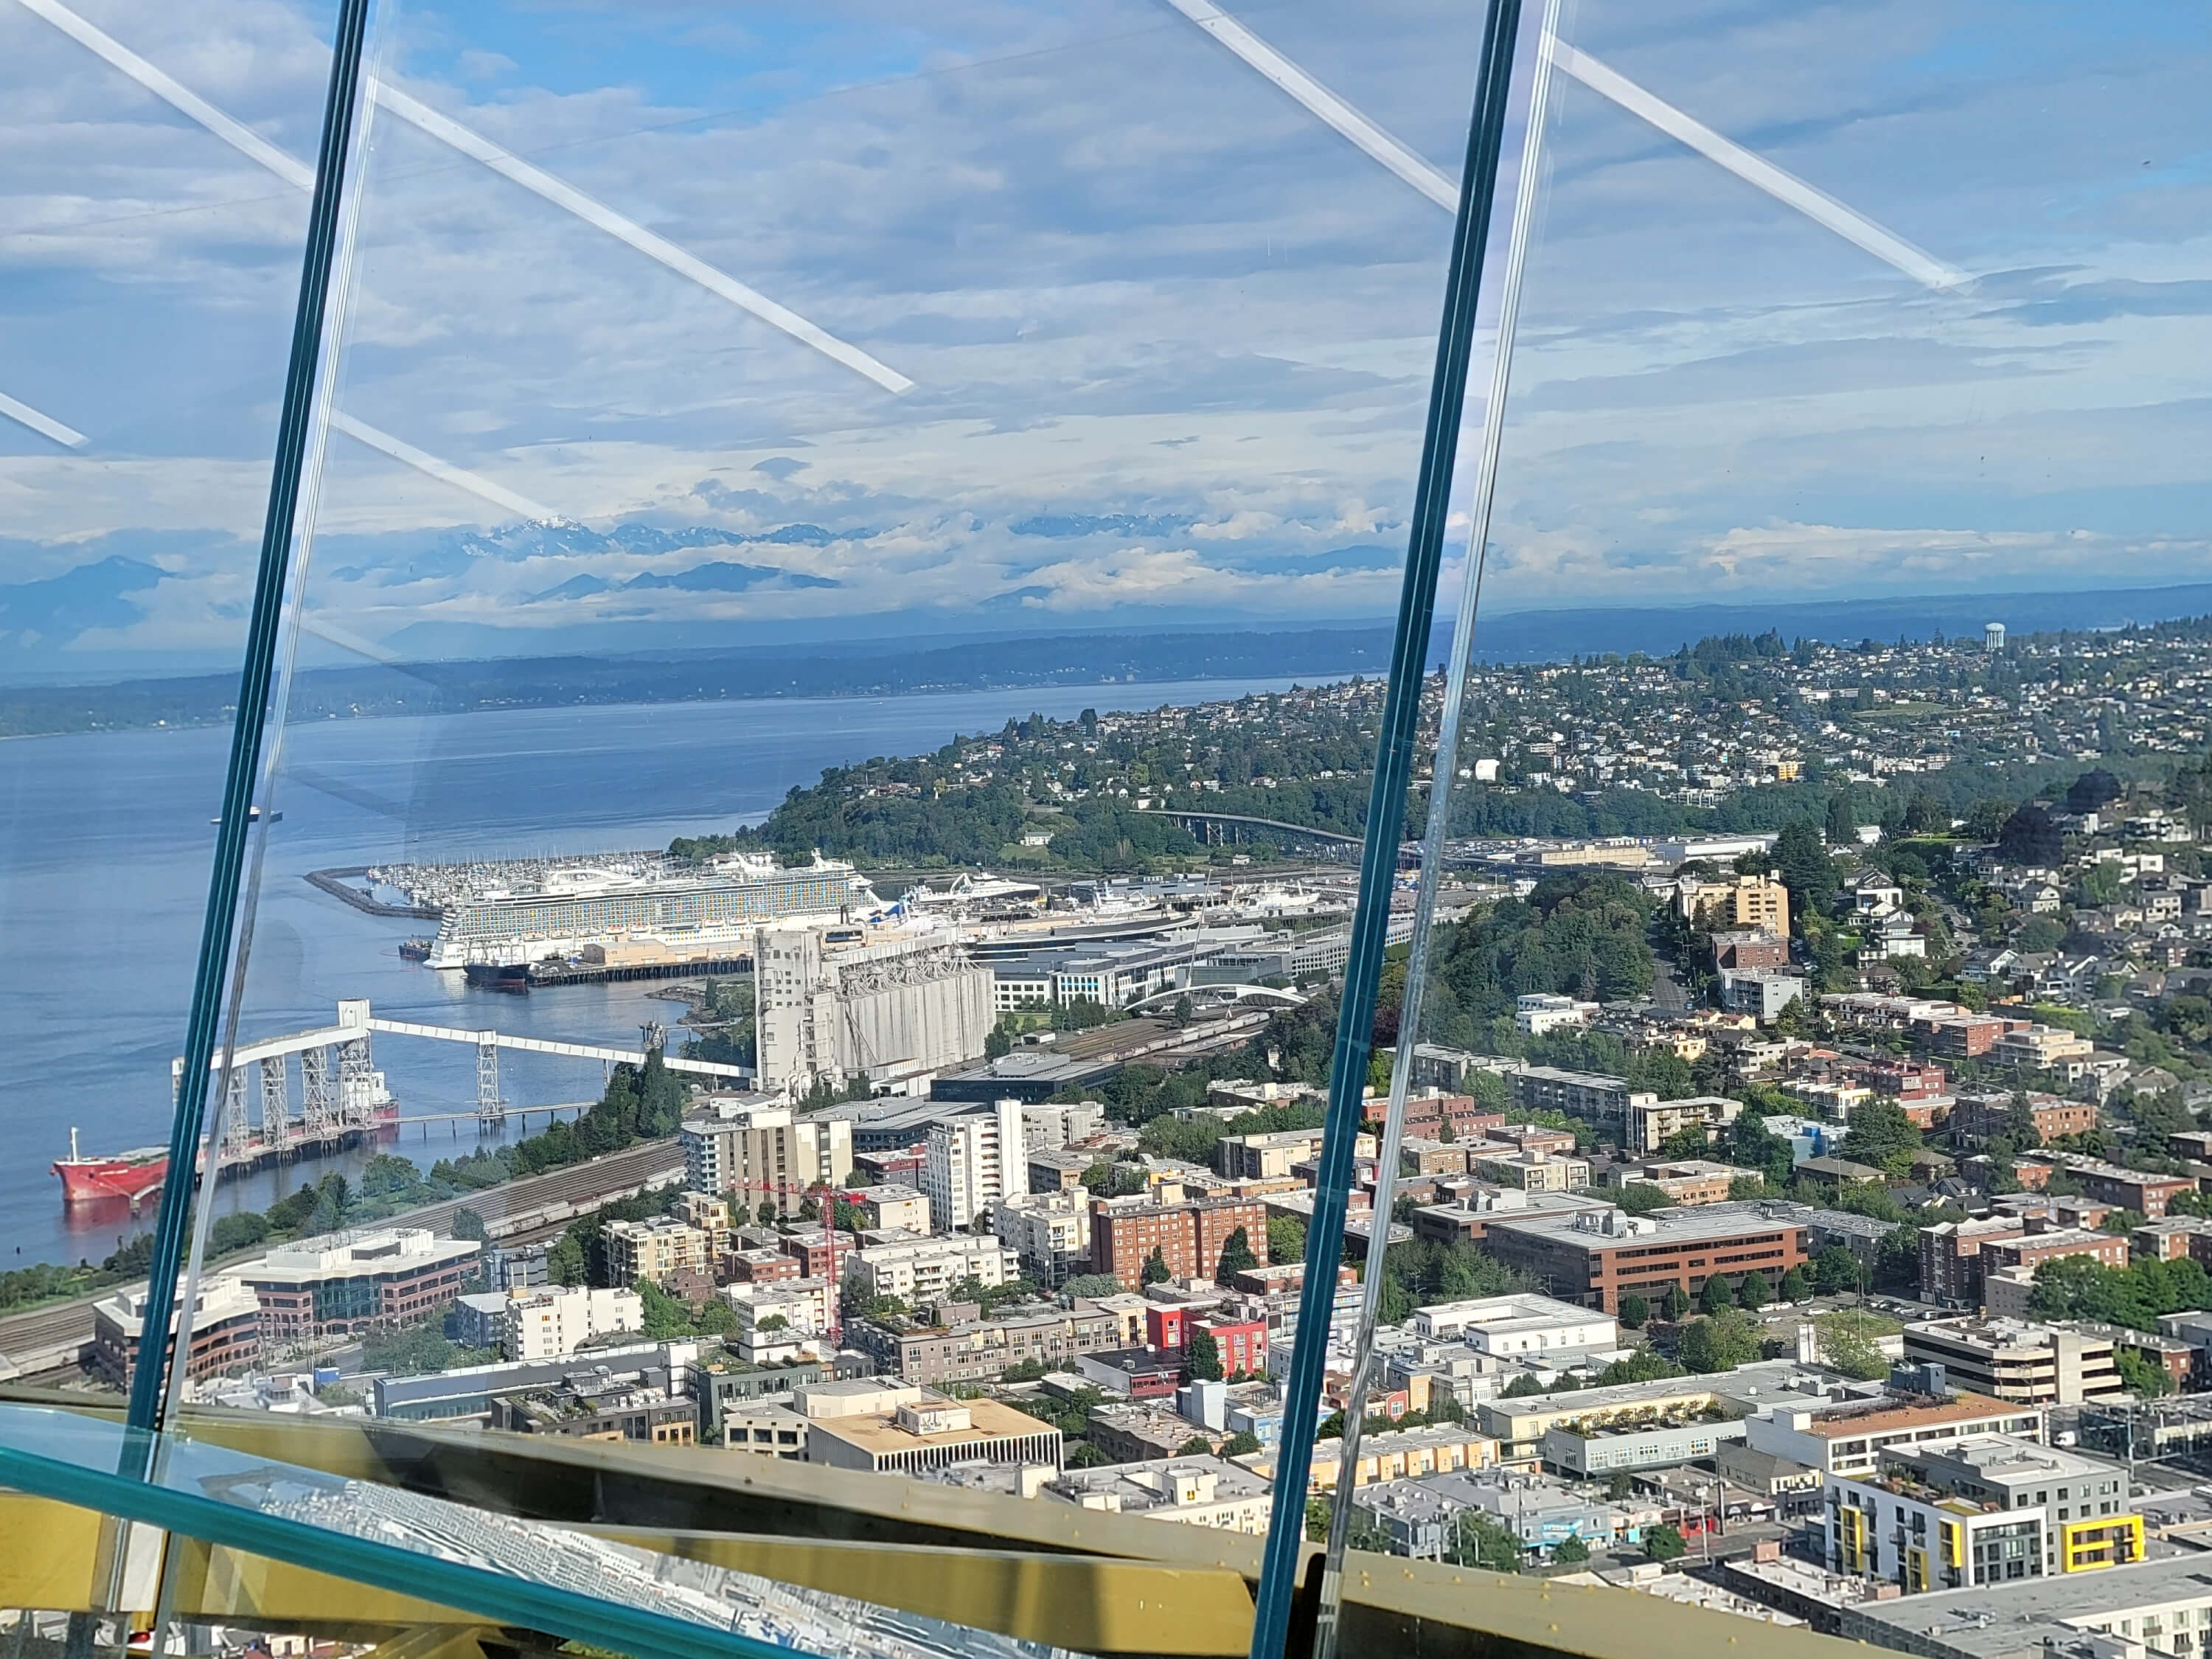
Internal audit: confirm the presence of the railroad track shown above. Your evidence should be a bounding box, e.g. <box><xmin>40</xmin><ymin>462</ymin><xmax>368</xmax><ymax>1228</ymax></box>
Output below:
<box><xmin>0</xmin><ymin>1138</ymin><xmax>684</xmax><ymax>1377</ymax></box>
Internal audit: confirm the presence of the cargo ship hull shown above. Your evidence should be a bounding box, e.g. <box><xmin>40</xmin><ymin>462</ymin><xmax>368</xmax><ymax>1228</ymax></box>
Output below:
<box><xmin>53</xmin><ymin>1147</ymin><xmax>168</xmax><ymax>1206</ymax></box>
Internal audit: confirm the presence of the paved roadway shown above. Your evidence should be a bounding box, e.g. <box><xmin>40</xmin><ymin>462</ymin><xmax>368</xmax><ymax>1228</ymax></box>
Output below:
<box><xmin>0</xmin><ymin>1137</ymin><xmax>683</xmax><ymax>1377</ymax></box>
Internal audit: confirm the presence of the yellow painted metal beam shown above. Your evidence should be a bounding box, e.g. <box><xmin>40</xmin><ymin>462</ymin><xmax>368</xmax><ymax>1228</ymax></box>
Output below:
<box><xmin>592</xmin><ymin>1525</ymin><xmax>1256</xmax><ymax>1657</ymax></box>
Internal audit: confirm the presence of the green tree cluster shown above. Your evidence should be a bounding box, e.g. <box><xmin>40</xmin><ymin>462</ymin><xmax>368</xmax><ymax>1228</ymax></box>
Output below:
<box><xmin>2028</xmin><ymin>1254</ymin><xmax>2211</xmax><ymax>1332</ymax></box>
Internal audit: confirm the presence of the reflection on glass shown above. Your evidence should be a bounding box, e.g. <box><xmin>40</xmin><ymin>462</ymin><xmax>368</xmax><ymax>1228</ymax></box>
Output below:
<box><xmin>9</xmin><ymin>1</ymin><xmax>2212</xmax><ymax>1658</ymax></box>
<box><xmin>0</xmin><ymin>1403</ymin><xmax>1071</xmax><ymax>1659</ymax></box>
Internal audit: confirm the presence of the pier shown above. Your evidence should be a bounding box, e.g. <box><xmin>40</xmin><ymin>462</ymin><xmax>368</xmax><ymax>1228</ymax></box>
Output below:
<box><xmin>176</xmin><ymin>999</ymin><xmax>753</xmax><ymax>1173</ymax></box>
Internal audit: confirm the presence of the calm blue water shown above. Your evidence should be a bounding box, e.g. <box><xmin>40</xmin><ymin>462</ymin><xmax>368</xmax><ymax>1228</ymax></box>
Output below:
<box><xmin>0</xmin><ymin>677</ymin><xmax>1318</xmax><ymax>1267</ymax></box>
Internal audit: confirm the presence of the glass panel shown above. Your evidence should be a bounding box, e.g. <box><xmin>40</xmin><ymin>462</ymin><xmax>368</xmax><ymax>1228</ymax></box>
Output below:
<box><xmin>103</xmin><ymin>0</ymin><xmax>1507</xmax><ymax>1641</ymax></box>
<box><xmin>1367</xmin><ymin>0</ymin><xmax>2212</xmax><ymax>1601</ymax></box>
<box><xmin>0</xmin><ymin>1402</ymin><xmax>1071</xmax><ymax>1658</ymax></box>
<box><xmin>0</xmin><ymin>0</ymin><xmax>321</xmax><ymax>1357</ymax></box>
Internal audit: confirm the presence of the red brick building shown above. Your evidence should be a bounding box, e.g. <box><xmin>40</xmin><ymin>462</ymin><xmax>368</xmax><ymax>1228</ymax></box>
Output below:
<box><xmin>1091</xmin><ymin>1194</ymin><xmax>1270</xmax><ymax>1289</ymax></box>
<box><xmin>1950</xmin><ymin>1092</ymin><xmax>2099</xmax><ymax>1147</ymax></box>
<box><xmin>1919</xmin><ymin>1217</ymin><xmax>2027</xmax><ymax>1307</ymax></box>
<box><xmin>1481</xmin><ymin>1204</ymin><xmax>1809</xmax><ymax>1314</ymax></box>
<box><xmin>1980</xmin><ymin>1228</ymin><xmax>2128</xmax><ymax>1279</ymax></box>
<box><xmin>727</xmin><ymin>1245</ymin><xmax>801</xmax><ymax>1283</ymax></box>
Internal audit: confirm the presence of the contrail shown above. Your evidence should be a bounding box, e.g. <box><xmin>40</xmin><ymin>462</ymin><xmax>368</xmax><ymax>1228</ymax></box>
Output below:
<box><xmin>1545</xmin><ymin>40</ymin><xmax>1969</xmax><ymax>292</ymax></box>
<box><xmin>13</xmin><ymin>0</ymin><xmax>915</xmax><ymax>388</ymax></box>
<box><xmin>0</xmin><ymin>388</ymin><xmax>88</xmax><ymax>448</ymax></box>
<box><xmin>328</xmin><ymin>410</ymin><xmax>559</xmax><ymax>523</ymax></box>
<box><xmin>1162</xmin><ymin>0</ymin><xmax>1968</xmax><ymax>292</ymax></box>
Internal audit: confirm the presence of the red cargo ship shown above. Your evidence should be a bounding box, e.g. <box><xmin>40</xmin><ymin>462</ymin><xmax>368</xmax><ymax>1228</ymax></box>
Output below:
<box><xmin>53</xmin><ymin>1129</ymin><xmax>169</xmax><ymax>1205</ymax></box>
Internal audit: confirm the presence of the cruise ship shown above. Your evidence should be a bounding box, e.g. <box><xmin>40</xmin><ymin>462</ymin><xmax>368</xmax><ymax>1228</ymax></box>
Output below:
<box><xmin>424</xmin><ymin>852</ymin><xmax>877</xmax><ymax>969</ymax></box>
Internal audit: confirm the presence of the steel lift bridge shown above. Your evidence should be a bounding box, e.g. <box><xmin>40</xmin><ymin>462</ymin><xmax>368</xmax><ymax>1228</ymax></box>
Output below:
<box><xmin>173</xmin><ymin>998</ymin><xmax>754</xmax><ymax>1171</ymax></box>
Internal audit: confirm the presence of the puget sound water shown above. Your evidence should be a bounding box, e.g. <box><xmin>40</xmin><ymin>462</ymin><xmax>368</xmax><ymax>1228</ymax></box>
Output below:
<box><xmin>0</xmin><ymin>677</ymin><xmax>1321</xmax><ymax>1269</ymax></box>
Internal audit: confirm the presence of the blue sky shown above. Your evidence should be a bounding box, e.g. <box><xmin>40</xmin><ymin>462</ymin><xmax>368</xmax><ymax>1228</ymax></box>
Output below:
<box><xmin>0</xmin><ymin>0</ymin><xmax>2208</xmax><ymax>666</ymax></box>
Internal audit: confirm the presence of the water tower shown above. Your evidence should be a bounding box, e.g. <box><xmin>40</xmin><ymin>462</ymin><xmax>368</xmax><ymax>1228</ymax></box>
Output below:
<box><xmin>1983</xmin><ymin>621</ymin><xmax>2006</xmax><ymax>653</ymax></box>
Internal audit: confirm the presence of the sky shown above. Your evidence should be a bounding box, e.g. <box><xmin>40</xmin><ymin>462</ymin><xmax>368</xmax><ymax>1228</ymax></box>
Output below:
<box><xmin>0</xmin><ymin>0</ymin><xmax>2209</xmax><ymax>669</ymax></box>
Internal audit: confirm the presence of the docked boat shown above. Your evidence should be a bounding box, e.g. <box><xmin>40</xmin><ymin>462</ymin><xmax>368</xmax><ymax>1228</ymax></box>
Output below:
<box><xmin>52</xmin><ymin>1129</ymin><xmax>167</xmax><ymax>1206</ymax></box>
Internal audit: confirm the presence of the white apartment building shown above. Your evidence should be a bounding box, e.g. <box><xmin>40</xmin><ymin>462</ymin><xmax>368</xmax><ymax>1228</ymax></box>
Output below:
<box><xmin>680</xmin><ymin>1096</ymin><xmax>853</xmax><ymax>1210</ymax></box>
<box><xmin>724</xmin><ymin>1276</ymin><xmax>834</xmax><ymax>1334</ymax></box>
<box><xmin>1041</xmin><ymin>1455</ymin><xmax>1273</xmax><ymax>1532</ymax></box>
<box><xmin>1826</xmin><ymin>1436</ymin><xmax>2137</xmax><ymax>1593</ymax></box>
<box><xmin>923</xmin><ymin>1098</ymin><xmax>1030</xmax><ymax>1231</ymax></box>
<box><xmin>845</xmin><ymin>1234</ymin><xmax>1020</xmax><ymax>1304</ymax></box>
<box><xmin>992</xmin><ymin>1188</ymin><xmax>1095</xmax><ymax>1287</ymax></box>
<box><xmin>855</xmin><ymin>1183</ymin><xmax>931</xmax><ymax>1234</ymax></box>
<box><xmin>504</xmin><ymin>1285</ymin><xmax>643</xmax><ymax>1362</ymax></box>
<box><xmin>1746</xmin><ymin>1389</ymin><xmax>2046</xmax><ymax>1480</ymax></box>
<box><xmin>1409</xmin><ymin>1293</ymin><xmax>1617</xmax><ymax>1357</ymax></box>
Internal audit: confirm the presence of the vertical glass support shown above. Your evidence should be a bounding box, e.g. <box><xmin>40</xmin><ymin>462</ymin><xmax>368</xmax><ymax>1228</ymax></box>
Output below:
<box><xmin>1306</xmin><ymin>3</ymin><xmax>1564</xmax><ymax>1653</ymax></box>
<box><xmin>125</xmin><ymin>0</ymin><xmax>378</xmax><ymax>1437</ymax></box>
<box><xmin>1242</xmin><ymin>0</ymin><xmax>1527</xmax><ymax>1653</ymax></box>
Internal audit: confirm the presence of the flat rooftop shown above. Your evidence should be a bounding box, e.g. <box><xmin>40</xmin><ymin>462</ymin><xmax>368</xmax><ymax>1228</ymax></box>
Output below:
<box><xmin>1485</xmin><ymin>1200</ymin><xmax>1811</xmax><ymax>1251</ymax></box>
<box><xmin>1843</xmin><ymin>1557</ymin><xmax>2212</xmax><ymax>1659</ymax></box>
<box><xmin>804</xmin><ymin>1394</ymin><xmax>1055</xmax><ymax>1456</ymax></box>
<box><xmin>1790</xmin><ymin>1390</ymin><xmax>2024</xmax><ymax>1440</ymax></box>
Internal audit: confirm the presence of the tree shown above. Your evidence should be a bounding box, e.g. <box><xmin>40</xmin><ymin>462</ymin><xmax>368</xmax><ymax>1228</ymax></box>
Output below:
<box><xmin>1779</xmin><ymin>1266</ymin><xmax>1813</xmax><ymax>1303</ymax></box>
<box><xmin>1728</xmin><ymin>1113</ymin><xmax>1798</xmax><ymax>1188</ymax></box>
<box><xmin>1643</xmin><ymin>1523</ymin><xmax>1687</xmax><ymax>1563</ymax></box>
<box><xmin>1739</xmin><ymin>1270</ymin><xmax>1773</xmax><ymax>1310</ymax></box>
<box><xmin>1215</xmin><ymin>1227</ymin><xmax>1258</xmax><ymax>1284</ymax></box>
<box><xmin>1554</xmin><ymin>1536</ymin><xmax>1590</xmax><ymax>1565</ymax></box>
<box><xmin>755</xmin><ymin>1200</ymin><xmax>778</xmax><ymax>1228</ymax></box>
<box><xmin>1660</xmin><ymin>1283</ymin><xmax>1691</xmax><ymax>1321</ymax></box>
<box><xmin>1839</xmin><ymin>1098</ymin><xmax>1923</xmax><ymax>1177</ymax></box>
<box><xmin>1811</xmin><ymin>1245</ymin><xmax>1862</xmax><ymax>1295</ymax></box>
<box><xmin>1615</xmin><ymin>1182</ymin><xmax>1677</xmax><ymax>1217</ymax></box>
<box><xmin>1826</xmin><ymin>793</ymin><xmax>1857</xmax><ymax>848</ymax></box>
<box><xmin>546</xmin><ymin>1231</ymin><xmax>588</xmax><ymax>1287</ymax></box>
<box><xmin>1596</xmin><ymin>1352</ymin><xmax>1685</xmax><ymax>1385</ymax></box>
<box><xmin>1068</xmin><ymin>1443</ymin><xmax>1111</xmax><ymax>1469</ymax></box>
<box><xmin>636</xmin><ymin>1279</ymin><xmax>696</xmax><ymax>1340</ymax></box>
<box><xmin>1817</xmin><ymin>1310</ymin><xmax>1897</xmax><ymax>1380</ymax></box>
<box><xmin>1773</xmin><ymin>819</ymin><xmax>1837</xmax><ymax>927</ymax></box>
<box><xmin>2117</xmin><ymin>1348</ymin><xmax>2175</xmax><ymax>1397</ymax></box>
<box><xmin>1141</xmin><ymin>1247</ymin><xmax>1172</xmax><ymax>1287</ymax></box>
<box><xmin>1500</xmin><ymin>1373</ymin><xmax>1549</xmax><ymax>1398</ymax></box>
<box><xmin>1221</xmin><ymin>1430</ymin><xmax>1262</xmax><ymax>1457</ymax></box>
<box><xmin>1699</xmin><ymin>1273</ymin><xmax>1736</xmax><ymax>1315</ymax></box>
<box><xmin>1062</xmin><ymin>1273</ymin><xmax>1123</xmax><ymax>1301</ymax></box>
<box><xmin>451</xmin><ymin>1207</ymin><xmax>487</xmax><ymax>1242</ymax></box>
<box><xmin>1177</xmin><ymin>1434</ymin><xmax>1214</xmax><ymax>1455</ymax></box>
<box><xmin>1267</xmin><ymin>1214</ymin><xmax>1307</xmax><ymax>1265</ymax></box>
<box><xmin>1617</xmin><ymin>1293</ymin><xmax>1649</xmax><ymax>1329</ymax></box>
<box><xmin>1186</xmin><ymin>1329</ymin><xmax>1225</xmax><ymax>1382</ymax></box>
<box><xmin>1678</xmin><ymin>1310</ymin><xmax>1760</xmax><ymax>1374</ymax></box>
<box><xmin>1452</xmin><ymin>1512</ymin><xmax>1521</xmax><ymax>1574</ymax></box>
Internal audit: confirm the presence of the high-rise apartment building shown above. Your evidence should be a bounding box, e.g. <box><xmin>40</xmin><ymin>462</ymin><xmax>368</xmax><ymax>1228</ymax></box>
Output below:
<box><xmin>604</xmin><ymin>1217</ymin><xmax>709</xmax><ymax>1285</ymax></box>
<box><xmin>923</xmin><ymin>1098</ymin><xmax>1029</xmax><ymax>1231</ymax></box>
<box><xmin>992</xmin><ymin>1187</ymin><xmax>1094</xmax><ymax>1287</ymax></box>
<box><xmin>1089</xmin><ymin>1193</ymin><xmax>1270</xmax><ymax>1289</ymax></box>
<box><xmin>680</xmin><ymin>1096</ymin><xmax>853</xmax><ymax>1212</ymax></box>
